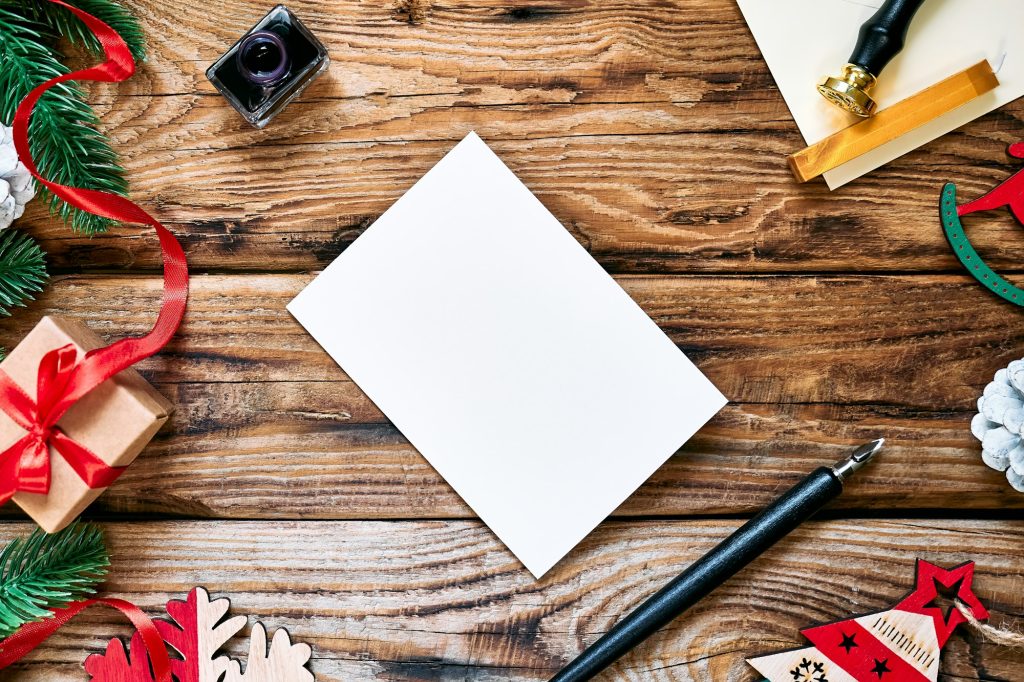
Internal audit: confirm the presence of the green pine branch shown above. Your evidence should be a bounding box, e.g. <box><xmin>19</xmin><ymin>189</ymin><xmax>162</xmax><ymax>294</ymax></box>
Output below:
<box><xmin>0</xmin><ymin>1</ymin><xmax>144</xmax><ymax>234</ymax></box>
<box><xmin>0</xmin><ymin>228</ymin><xmax>47</xmax><ymax>316</ymax></box>
<box><xmin>0</xmin><ymin>522</ymin><xmax>110</xmax><ymax>638</ymax></box>
<box><xmin>11</xmin><ymin>0</ymin><xmax>145</xmax><ymax>63</ymax></box>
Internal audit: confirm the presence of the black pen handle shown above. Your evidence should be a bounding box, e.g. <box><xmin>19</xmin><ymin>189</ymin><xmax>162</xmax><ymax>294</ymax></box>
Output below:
<box><xmin>849</xmin><ymin>0</ymin><xmax>928</xmax><ymax>77</ymax></box>
<box><xmin>549</xmin><ymin>467</ymin><xmax>843</xmax><ymax>682</ymax></box>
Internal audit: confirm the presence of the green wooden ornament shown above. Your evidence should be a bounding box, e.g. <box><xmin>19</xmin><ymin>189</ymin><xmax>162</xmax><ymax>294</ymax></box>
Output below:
<box><xmin>941</xmin><ymin>183</ymin><xmax>1024</xmax><ymax>306</ymax></box>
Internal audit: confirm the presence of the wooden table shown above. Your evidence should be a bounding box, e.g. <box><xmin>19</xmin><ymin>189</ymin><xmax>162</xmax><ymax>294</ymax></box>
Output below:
<box><xmin>3</xmin><ymin>1</ymin><xmax>1024</xmax><ymax>679</ymax></box>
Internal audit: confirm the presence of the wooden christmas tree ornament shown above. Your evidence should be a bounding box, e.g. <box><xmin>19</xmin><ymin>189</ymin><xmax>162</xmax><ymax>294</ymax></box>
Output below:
<box><xmin>747</xmin><ymin>560</ymin><xmax>988</xmax><ymax>682</ymax></box>
<box><xmin>84</xmin><ymin>587</ymin><xmax>314</xmax><ymax>682</ymax></box>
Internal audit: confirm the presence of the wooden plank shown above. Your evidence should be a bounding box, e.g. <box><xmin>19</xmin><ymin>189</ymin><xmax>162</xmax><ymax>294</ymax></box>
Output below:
<box><xmin>86</xmin><ymin>0</ymin><xmax>767</xmax><ymax>102</ymax></box>
<box><xmin>31</xmin><ymin>397</ymin><xmax>1024</xmax><ymax>518</ymax></box>
<box><xmin>15</xmin><ymin>0</ymin><xmax>1024</xmax><ymax>274</ymax></box>
<box><xmin>1</xmin><ymin>519</ymin><xmax>1021</xmax><ymax>680</ymax></box>
<box><xmin>27</xmin><ymin>113</ymin><xmax>1024</xmax><ymax>276</ymax></box>
<box><xmin>0</xmin><ymin>274</ymin><xmax>1019</xmax><ymax>519</ymax></box>
<box><xmin>0</xmin><ymin>273</ymin><xmax>1017</xmax><ymax>405</ymax></box>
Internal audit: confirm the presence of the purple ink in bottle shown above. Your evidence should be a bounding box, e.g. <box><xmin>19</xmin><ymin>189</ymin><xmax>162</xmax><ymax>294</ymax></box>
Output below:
<box><xmin>207</xmin><ymin>5</ymin><xmax>329</xmax><ymax>128</ymax></box>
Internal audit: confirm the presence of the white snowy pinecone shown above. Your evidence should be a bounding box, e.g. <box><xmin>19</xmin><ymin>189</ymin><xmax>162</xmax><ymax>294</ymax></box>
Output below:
<box><xmin>972</xmin><ymin>359</ymin><xmax>1024</xmax><ymax>492</ymax></box>
<box><xmin>0</xmin><ymin>123</ymin><xmax>36</xmax><ymax>230</ymax></box>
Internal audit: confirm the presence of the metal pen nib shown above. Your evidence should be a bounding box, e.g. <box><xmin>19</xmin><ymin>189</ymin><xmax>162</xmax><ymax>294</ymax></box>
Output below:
<box><xmin>831</xmin><ymin>438</ymin><xmax>884</xmax><ymax>482</ymax></box>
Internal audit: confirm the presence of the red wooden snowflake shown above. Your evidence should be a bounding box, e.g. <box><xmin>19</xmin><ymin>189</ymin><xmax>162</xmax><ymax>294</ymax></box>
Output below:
<box><xmin>84</xmin><ymin>587</ymin><xmax>313</xmax><ymax>682</ymax></box>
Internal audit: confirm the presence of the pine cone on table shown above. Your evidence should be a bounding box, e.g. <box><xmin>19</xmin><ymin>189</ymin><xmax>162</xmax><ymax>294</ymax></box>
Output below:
<box><xmin>973</xmin><ymin>359</ymin><xmax>1024</xmax><ymax>492</ymax></box>
<box><xmin>0</xmin><ymin>123</ymin><xmax>36</xmax><ymax>230</ymax></box>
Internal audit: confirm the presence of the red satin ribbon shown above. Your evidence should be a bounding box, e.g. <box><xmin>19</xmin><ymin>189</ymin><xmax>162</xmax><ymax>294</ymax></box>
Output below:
<box><xmin>0</xmin><ymin>0</ymin><xmax>188</xmax><ymax>501</ymax></box>
<box><xmin>0</xmin><ymin>598</ymin><xmax>172</xmax><ymax>682</ymax></box>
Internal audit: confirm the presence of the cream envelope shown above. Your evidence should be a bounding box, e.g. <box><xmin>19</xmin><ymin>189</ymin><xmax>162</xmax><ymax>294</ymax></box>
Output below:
<box><xmin>737</xmin><ymin>0</ymin><xmax>1024</xmax><ymax>188</ymax></box>
<box><xmin>288</xmin><ymin>132</ymin><xmax>727</xmax><ymax>578</ymax></box>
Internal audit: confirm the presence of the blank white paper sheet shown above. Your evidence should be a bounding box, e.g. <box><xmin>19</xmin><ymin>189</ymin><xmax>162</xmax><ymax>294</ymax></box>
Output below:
<box><xmin>737</xmin><ymin>0</ymin><xmax>1024</xmax><ymax>189</ymax></box>
<box><xmin>288</xmin><ymin>132</ymin><xmax>727</xmax><ymax>578</ymax></box>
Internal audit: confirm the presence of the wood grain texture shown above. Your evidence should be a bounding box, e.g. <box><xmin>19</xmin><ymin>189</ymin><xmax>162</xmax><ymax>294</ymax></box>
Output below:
<box><xmin>2</xmin><ymin>520</ymin><xmax>1022</xmax><ymax>681</ymax></box>
<box><xmin>29</xmin><ymin>128</ymin><xmax>1024</xmax><ymax>276</ymax></box>
<box><xmin>4</xmin><ymin>393</ymin><xmax>1021</xmax><ymax>520</ymax></box>
<box><xmin>0</xmin><ymin>273</ymin><xmax>1021</xmax><ymax>520</ymax></box>
<box><xmin>68</xmin><ymin>393</ymin><xmax>1024</xmax><ymax>517</ymax></box>
<box><xmin>2</xmin><ymin>272</ymin><xmax>1021</xmax><ymax>405</ymax></box>
<box><xmin>0</xmin><ymin>274</ymin><xmax>1021</xmax><ymax>519</ymax></box>
<box><xmin>18</xmin><ymin>0</ymin><xmax>1024</xmax><ymax>275</ymax></box>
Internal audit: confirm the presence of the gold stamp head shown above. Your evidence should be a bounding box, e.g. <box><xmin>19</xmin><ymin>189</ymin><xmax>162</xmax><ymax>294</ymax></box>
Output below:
<box><xmin>817</xmin><ymin>64</ymin><xmax>878</xmax><ymax>117</ymax></box>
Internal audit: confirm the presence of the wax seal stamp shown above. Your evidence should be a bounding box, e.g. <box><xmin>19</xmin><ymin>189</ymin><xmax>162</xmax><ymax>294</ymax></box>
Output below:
<box><xmin>817</xmin><ymin>0</ymin><xmax>927</xmax><ymax>117</ymax></box>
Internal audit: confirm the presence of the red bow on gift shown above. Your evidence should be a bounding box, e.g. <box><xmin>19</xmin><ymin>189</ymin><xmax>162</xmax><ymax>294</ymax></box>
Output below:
<box><xmin>0</xmin><ymin>345</ymin><xmax>126</xmax><ymax>504</ymax></box>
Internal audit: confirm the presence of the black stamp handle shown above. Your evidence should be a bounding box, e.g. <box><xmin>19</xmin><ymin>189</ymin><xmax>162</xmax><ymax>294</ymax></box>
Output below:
<box><xmin>850</xmin><ymin>0</ymin><xmax>928</xmax><ymax>76</ymax></box>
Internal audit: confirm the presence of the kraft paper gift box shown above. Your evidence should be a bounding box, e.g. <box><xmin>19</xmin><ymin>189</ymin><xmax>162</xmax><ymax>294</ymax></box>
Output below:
<box><xmin>0</xmin><ymin>315</ymin><xmax>172</xmax><ymax>532</ymax></box>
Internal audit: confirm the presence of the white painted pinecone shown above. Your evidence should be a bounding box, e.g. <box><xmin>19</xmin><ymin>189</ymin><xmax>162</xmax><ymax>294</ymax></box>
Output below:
<box><xmin>972</xmin><ymin>359</ymin><xmax>1024</xmax><ymax>492</ymax></box>
<box><xmin>0</xmin><ymin>123</ymin><xmax>36</xmax><ymax>230</ymax></box>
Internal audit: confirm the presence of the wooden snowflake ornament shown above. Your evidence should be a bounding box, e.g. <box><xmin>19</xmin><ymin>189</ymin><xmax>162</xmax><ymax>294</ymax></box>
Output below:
<box><xmin>84</xmin><ymin>587</ymin><xmax>314</xmax><ymax>682</ymax></box>
<box><xmin>747</xmin><ymin>561</ymin><xmax>988</xmax><ymax>682</ymax></box>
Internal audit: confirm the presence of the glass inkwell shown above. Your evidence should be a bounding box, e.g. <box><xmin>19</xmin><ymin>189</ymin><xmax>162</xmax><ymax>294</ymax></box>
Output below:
<box><xmin>206</xmin><ymin>5</ymin><xmax>329</xmax><ymax>128</ymax></box>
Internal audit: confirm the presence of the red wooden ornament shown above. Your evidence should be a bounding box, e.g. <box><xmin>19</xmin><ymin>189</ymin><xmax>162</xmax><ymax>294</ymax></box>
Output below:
<box><xmin>84</xmin><ymin>587</ymin><xmax>314</xmax><ymax>682</ymax></box>
<box><xmin>748</xmin><ymin>560</ymin><xmax>989</xmax><ymax>682</ymax></box>
<box><xmin>956</xmin><ymin>143</ymin><xmax>1024</xmax><ymax>223</ymax></box>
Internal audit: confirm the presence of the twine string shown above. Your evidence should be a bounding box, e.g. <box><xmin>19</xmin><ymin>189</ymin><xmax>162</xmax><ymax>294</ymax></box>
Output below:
<box><xmin>956</xmin><ymin>600</ymin><xmax>1024</xmax><ymax>649</ymax></box>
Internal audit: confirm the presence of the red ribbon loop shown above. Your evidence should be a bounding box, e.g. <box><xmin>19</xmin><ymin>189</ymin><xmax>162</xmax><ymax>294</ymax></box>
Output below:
<box><xmin>0</xmin><ymin>0</ymin><xmax>188</xmax><ymax>502</ymax></box>
<box><xmin>0</xmin><ymin>598</ymin><xmax>172</xmax><ymax>682</ymax></box>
